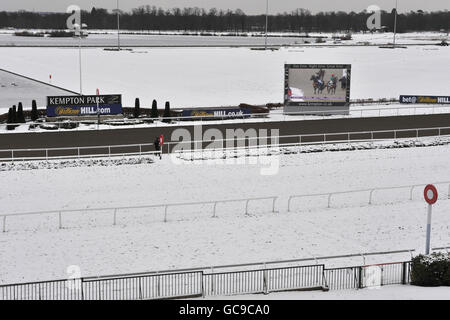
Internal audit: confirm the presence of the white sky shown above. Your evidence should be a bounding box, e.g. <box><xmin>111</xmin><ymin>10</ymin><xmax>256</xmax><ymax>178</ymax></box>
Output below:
<box><xmin>2</xmin><ymin>0</ymin><xmax>450</xmax><ymax>14</ymax></box>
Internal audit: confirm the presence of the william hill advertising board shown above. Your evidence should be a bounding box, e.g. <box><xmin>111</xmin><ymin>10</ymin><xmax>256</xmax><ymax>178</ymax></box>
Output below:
<box><xmin>400</xmin><ymin>95</ymin><xmax>450</xmax><ymax>104</ymax></box>
<box><xmin>181</xmin><ymin>108</ymin><xmax>251</xmax><ymax>119</ymax></box>
<box><xmin>47</xmin><ymin>95</ymin><xmax>123</xmax><ymax>117</ymax></box>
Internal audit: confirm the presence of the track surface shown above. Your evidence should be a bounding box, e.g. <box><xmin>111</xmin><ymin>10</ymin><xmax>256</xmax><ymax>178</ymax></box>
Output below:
<box><xmin>0</xmin><ymin>113</ymin><xmax>449</xmax><ymax>159</ymax></box>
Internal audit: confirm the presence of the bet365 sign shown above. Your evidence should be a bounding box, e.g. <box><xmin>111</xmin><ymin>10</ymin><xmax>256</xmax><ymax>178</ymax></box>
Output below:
<box><xmin>47</xmin><ymin>95</ymin><xmax>123</xmax><ymax>117</ymax></box>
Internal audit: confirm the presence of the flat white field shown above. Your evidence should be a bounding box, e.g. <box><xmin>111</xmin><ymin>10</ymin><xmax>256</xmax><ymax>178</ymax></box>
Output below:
<box><xmin>0</xmin><ymin>144</ymin><xmax>450</xmax><ymax>284</ymax></box>
<box><xmin>0</xmin><ymin>45</ymin><xmax>449</xmax><ymax>112</ymax></box>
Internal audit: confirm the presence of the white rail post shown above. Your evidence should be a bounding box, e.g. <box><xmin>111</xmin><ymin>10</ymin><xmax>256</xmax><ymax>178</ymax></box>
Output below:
<box><xmin>164</xmin><ymin>205</ymin><xmax>168</xmax><ymax>222</ymax></box>
<box><xmin>409</xmin><ymin>186</ymin><xmax>416</xmax><ymax>201</ymax></box>
<box><xmin>327</xmin><ymin>194</ymin><xmax>332</xmax><ymax>208</ymax></box>
<box><xmin>212</xmin><ymin>202</ymin><xmax>218</xmax><ymax>218</ymax></box>
<box><xmin>113</xmin><ymin>208</ymin><xmax>117</xmax><ymax>226</ymax></box>
<box><xmin>2</xmin><ymin>216</ymin><xmax>6</xmax><ymax>233</ymax></box>
<box><xmin>59</xmin><ymin>211</ymin><xmax>62</xmax><ymax>229</ymax></box>
<box><xmin>245</xmin><ymin>199</ymin><xmax>250</xmax><ymax>216</ymax></box>
<box><xmin>369</xmin><ymin>189</ymin><xmax>375</xmax><ymax>205</ymax></box>
<box><xmin>287</xmin><ymin>196</ymin><xmax>292</xmax><ymax>212</ymax></box>
<box><xmin>272</xmin><ymin>197</ymin><xmax>277</xmax><ymax>213</ymax></box>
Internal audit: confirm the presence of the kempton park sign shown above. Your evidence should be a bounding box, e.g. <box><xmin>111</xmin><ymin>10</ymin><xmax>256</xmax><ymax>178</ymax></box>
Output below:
<box><xmin>47</xmin><ymin>95</ymin><xmax>123</xmax><ymax>117</ymax></box>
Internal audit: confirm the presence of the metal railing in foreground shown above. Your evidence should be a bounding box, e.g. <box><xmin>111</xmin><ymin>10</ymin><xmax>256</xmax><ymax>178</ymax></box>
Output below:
<box><xmin>0</xmin><ymin>249</ymin><xmax>416</xmax><ymax>300</ymax></box>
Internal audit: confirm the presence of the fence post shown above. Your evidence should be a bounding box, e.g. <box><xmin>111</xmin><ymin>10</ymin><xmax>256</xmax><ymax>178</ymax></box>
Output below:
<box><xmin>212</xmin><ymin>202</ymin><xmax>218</xmax><ymax>218</ymax></box>
<box><xmin>211</xmin><ymin>267</ymin><xmax>214</xmax><ymax>295</ymax></box>
<box><xmin>81</xmin><ymin>278</ymin><xmax>85</xmax><ymax>300</ymax></box>
<box><xmin>369</xmin><ymin>189</ymin><xmax>375</xmax><ymax>205</ymax></box>
<box><xmin>410</xmin><ymin>186</ymin><xmax>415</xmax><ymax>200</ymax></box>
<box><xmin>358</xmin><ymin>266</ymin><xmax>363</xmax><ymax>289</ymax></box>
<box><xmin>245</xmin><ymin>200</ymin><xmax>250</xmax><ymax>216</ymax></box>
<box><xmin>113</xmin><ymin>209</ymin><xmax>117</xmax><ymax>226</ymax></box>
<box><xmin>327</xmin><ymin>194</ymin><xmax>332</xmax><ymax>208</ymax></box>
<box><xmin>401</xmin><ymin>262</ymin><xmax>407</xmax><ymax>285</ymax></box>
<box><xmin>164</xmin><ymin>205</ymin><xmax>168</xmax><ymax>223</ymax></box>
<box><xmin>59</xmin><ymin>212</ymin><xmax>62</xmax><ymax>229</ymax></box>
<box><xmin>272</xmin><ymin>197</ymin><xmax>277</xmax><ymax>213</ymax></box>
<box><xmin>2</xmin><ymin>216</ymin><xmax>6</xmax><ymax>233</ymax></box>
<box><xmin>263</xmin><ymin>263</ymin><xmax>268</xmax><ymax>295</ymax></box>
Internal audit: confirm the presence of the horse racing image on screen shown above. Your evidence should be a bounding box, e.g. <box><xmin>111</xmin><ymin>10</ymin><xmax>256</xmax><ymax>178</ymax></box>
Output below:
<box><xmin>284</xmin><ymin>64</ymin><xmax>351</xmax><ymax>107</ymax></box>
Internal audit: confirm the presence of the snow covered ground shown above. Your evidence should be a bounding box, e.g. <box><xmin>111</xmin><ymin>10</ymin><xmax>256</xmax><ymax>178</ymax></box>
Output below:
<box><xmin>0</xmin><ymin>43</ymin><xmax>449</xmax><ymax>113</ymax></box>
<box><xmin>0</xmin><ymin>143</ymin><xmax>449</xmax><ymax>284</ymax></box>
<box><xmin>0</xmin><ymin>31</ymin><xmax>447</xmax><ymax>47</ymax></box>
<box><xmin>199</xmin><ymin>285</ymin><xmax>450</xmax><ymax>300</ymax></box>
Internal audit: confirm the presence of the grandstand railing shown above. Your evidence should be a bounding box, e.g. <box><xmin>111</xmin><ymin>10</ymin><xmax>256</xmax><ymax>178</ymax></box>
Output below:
<box><xmin>0</xmin><ymin>249</ymin><xmax>417</xmax><ymax>300</ymax></box>
<box><xmin>1</xmin><ymin>125</ymin><xmax>450</xmax><ymax>162</ymax></box>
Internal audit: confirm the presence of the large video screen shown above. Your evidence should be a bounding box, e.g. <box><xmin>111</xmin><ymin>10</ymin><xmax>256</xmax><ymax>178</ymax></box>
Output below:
<box><xmin>284</xmin><ymin>64</ymin><xmax>351</xmax><ymax>107</ymax></box>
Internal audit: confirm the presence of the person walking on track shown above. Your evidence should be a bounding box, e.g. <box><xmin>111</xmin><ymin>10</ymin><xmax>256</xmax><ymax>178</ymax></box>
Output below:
<box><xmin>154</xmin><ymin>136</ymin><xmax>162</xmax><ymax>159</ymax></box>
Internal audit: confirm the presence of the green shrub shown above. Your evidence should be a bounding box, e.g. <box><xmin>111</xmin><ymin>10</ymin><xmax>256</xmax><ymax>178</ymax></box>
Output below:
<box><xmin>411</xmin><ymin>253</ymin><xmax>450</xmax><ymax>287</ymax></box>
<box><xmin>162</xmin><ymin>101</ymin><xmax>171</xmax><ymax>123</ymax></box>
<box><xmin>151</xmin><ymin>100</ymin><xmax>158</xmax><ymax>118</ymax></box>
<box><xmin>31</xmin><ymin>100</ymin><xmax>38</xmax><ymax>121</ymax></box>
<box><xmin>134</xmin><ymin>98</ymin><xmax>140</xmax><ymax>118</ymax></box>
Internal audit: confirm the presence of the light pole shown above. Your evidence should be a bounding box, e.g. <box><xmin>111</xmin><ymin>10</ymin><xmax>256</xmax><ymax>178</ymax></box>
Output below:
<box><xmin>117</xmin><ymin>0</ymin><xmax>121</xmax><ymax>51</ymax></box>
<box><xmin>74</xmin><ymin>23</ymin><xmax>87</xmax><ymax>95</ymax></box>
<box><xmin>265</xmin><ymin>0</ymin><xmax>269</xmax><ymax>50</ymax></box>
<box><xmin>393</xmin><ymin>0</ymin><xmax>398</xmax><ymax>47</ymax></box>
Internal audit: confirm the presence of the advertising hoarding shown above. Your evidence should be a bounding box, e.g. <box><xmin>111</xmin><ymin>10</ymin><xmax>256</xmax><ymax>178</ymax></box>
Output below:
<box><xmin>181</xmin><ymin>108</ymin><xmax>251</xmax><ymax>119</ymax></box>
<box><xmin>284</xmin><ymin>64</ymin><xmax>351</xmax><ymax>115</ymax></box>
<box><xmin>47</xmin><ymin>95</ymin><xmax>123</xmax><ymax>117</ymax></box>
<box><xmin>400</xmin><ymin>95</ymin><xmax>450</xmax><ymax>104</ymax></box>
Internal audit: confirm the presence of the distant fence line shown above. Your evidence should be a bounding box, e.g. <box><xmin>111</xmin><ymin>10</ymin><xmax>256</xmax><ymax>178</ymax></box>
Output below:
<box><xmin>0</xmin><ymin>181</ymin><xmax>450</xmax><ymax>233</ymax></box>
<box><xmin>1</xmin><ymin>196</ymin><xmax>278</xmax><ymax>233</ymax></box>
<box><xmin>1</xmin><ymin>125</ymin><xmax>450</xmax><ymax>162</ymax></box>
<box><xmin>1</xmin><ymin>180</ymin><xmax>450</xmax><ymax>233</ymax></box>
<box><xmin>287</xmin><ymin>181</ymin><xmax>450</xmax><ymax>212</ymax></box>
<box><xmin>0</xmin><ymin>249</ymin><xmax>416</xmax><ymax>300</ymax></box>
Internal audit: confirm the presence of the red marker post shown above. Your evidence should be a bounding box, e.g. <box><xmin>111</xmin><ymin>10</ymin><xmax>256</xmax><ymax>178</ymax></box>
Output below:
<box><xmin>424</xmin><ymin>184</ymin><xmax>438</xmax><ymax>255</ymax></box>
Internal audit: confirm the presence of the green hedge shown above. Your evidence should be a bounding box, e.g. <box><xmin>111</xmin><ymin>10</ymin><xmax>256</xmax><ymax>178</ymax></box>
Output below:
<box><xmin>411</xmin><ymin>253</ymin><xmax>450</xmax><ymax>287</ymax></box>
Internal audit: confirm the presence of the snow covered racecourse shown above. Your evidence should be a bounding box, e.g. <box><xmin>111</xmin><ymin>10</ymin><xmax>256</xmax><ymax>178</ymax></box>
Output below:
<box><xmin>0</xmin><ymin>43</ymin><xmax>449</xmax><ymax>112</ymax></box>
<box><xmin>1</xmin><ymin>19</ymin><xmax>450</xmax><ymax>301</ymax></box>
<box><xmin>1</xmin><ymin>144</ymin><xmax>450</xmax><ymax>284</ymax></box>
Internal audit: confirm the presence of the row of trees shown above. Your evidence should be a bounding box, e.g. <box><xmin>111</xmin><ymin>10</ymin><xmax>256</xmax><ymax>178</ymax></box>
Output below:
<box><xmin>6</xmin><ymin>101</ymin><xmax>39</xmax><ymax>130</ymax></box>
<box><xmin>1</xmin><ymin>7</ymin><xmax>449</xmax><ymax>33</ymax></box>
<box><xmin>134</xmin><ymin>98</ymin><xmax>171</xmax><ymax>122</ymax></box>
